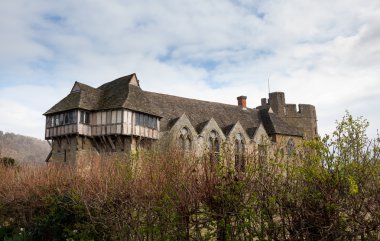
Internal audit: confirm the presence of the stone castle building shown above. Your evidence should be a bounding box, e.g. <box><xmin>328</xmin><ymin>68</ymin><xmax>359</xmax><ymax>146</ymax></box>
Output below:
<box><xmin>44</xmin><ymin>73</ymin><xmax>317</xmax><ymax>166</ymax></box>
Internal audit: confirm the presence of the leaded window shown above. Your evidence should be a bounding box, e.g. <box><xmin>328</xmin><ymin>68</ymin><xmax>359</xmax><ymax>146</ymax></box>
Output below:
<box><xmin>46</xmin><ymin>116</ymin><xmax>54</xmax><ymax>128</ymax></box>
<box><xmin>55</xmin><ymin>115</ymin><xmax>59</xmax><ymax>126</ymax></box>
<box><xmin>235</xmin><ymin>133</ymin><xmax>245</xmax><ymax>172</ymax></box>
<box><xmin>135</xmin><ymin>113</ymin><xmax>158</xmax><ymax>129</ymax></box>
<box><xmin>59</xmin><ymin>114</ymin><xmax>64</xmax><ymax>125</ymax></box>
<box><xmin>179</xmin><ymin>127</ymin><xmax>192</xmax><ymax>151</ymax></box>
<box><xmin>208</xmin><ymin>130</ymin><xmax>220</xmax><ymax>162</ymax></box>
<box><xmin>47</xmin><ymin>110</ymin><xmax>78</xmax><ymax>128</ymax></box>
<box><xmin>208</xmin><ymin>130</ymin><xmax>220</xmax><ymax>152</ymax></box>
<box><xmin>80</xmin><ymin>111</ymin><xmax>90</xmax><ymax>124</ymax></box>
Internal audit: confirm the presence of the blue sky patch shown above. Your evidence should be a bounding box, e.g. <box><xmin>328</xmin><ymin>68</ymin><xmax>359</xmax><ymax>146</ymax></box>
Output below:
<box><xmin>30</xmin><ymin>59</ymin><xmax>56</xmax><ymax>73</ymax></box>
<box><xmin>43</xmin><ymin>14</ymin><xmax>65</xmax><ymax>24</ymax></box>
<box><xmin>158</xmin><ymin>46</ymin><xmax>177</xmax><ymax>63</ymax></box>
<box><xmin>230</xmin><ymin>0</ymin><xmax>266</xmax><ymax>20</ymax></box>
<box><xmin>191</xmin><ymin>60</ymin><xmax>220</xmax><ymax>71</ymax></box>
<box><xmin>205</xmin><ymin>78</ymin><xmax>227</xmax><ymax>89</ymax></box>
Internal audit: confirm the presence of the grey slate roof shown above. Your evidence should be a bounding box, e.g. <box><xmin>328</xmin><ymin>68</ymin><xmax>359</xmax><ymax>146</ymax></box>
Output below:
<box><xmin>143</xmin><ymin>91</ymin><xmax>262</xmax><ymax>137</ymax></box>
<box><xmin>44</xmin><ymin>74</ymin><xmax>160</xmax><ymax>117</ymax></box>
<box><xmin>97</xmin><ymin>75</ymin><xmax>160</xmax><ymax>116</ymax></box>
<box><xmin>44</xmin><ymin>74</ymin><xmax>303</xmax><ymax>138</ymax></box>
<box><xmin>44</xmin><ymin>82</ymin><xmax>102</xmax><ymax>114</ymax></box>
<box><xmin>259</xmin><ymin>109</ymin><xmax>303</xmax><ymax>137</ymax></box>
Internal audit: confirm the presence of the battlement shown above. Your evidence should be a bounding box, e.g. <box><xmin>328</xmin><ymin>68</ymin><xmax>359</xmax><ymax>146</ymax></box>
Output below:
<box><xmin>260</xmin><ymin>92</ymin><xmax>316</xmax><ymax>118</ymax></box>
<box><xmin>285</xmin><ymin>104</ymin><xmax>316</xmax><ymax>118</ymax></box>
<box><xmin>258</xmin><ymin>92</ymin><xmax>318</xmax><ymax>139</ymax></box>
<box><xmin>285</xmin><ymin>104</ymin><xmax>297</xmax><ymax>115</ymax></box>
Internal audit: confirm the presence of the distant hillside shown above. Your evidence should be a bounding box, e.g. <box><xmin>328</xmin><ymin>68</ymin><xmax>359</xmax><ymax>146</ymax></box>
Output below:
<box><xmin>0</xmin><ymin>131</ymin><xmax>50</xmax><ymax>164</ymax></box>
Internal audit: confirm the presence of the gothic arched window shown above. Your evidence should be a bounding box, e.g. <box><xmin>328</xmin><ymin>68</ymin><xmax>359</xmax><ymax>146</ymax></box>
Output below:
<box><xmin>208</xmin><ymin>130</ymin><xmax>220</xmax><ymax>153</ymax></box>
<box><xmin>208</xmin><ymin>130</ymin><xmax>220</xmax><ymax>163</ymax></box>
<box><xmin>179</xmin><ymin>127</ymin><xmax>192</xmax><ymax>151</ymax></box>
<box><xmin>235</xmin><ymin>133</ymin><xmax>245</xmax><ymax>171</ymax></box>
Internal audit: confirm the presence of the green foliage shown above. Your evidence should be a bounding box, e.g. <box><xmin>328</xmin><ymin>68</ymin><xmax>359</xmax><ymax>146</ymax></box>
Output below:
<box><xmin>0</xmin><ymin>226</ymin><xmax>32</xmax><ymax>241</ymax></box>
<box><xmin>31</xmin><ymin>192</ymin><xmax>95</xmax><ymax>241</ymax></box>
<box><xmin>292</xmin><ymin>111</ymin><xmax>380</xmax><ymax>240</ymax></box>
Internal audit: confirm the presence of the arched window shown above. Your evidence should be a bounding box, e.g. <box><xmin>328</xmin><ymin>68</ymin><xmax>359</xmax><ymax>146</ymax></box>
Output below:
<box><xmin>208</xmin><ymin>130</ymin><xmax>220</xmax><ymax>163</ymax></box>
<box><xmin>287</xmin><ymin>138</ymin><xmax>295</xmax><ymax>156</ymax></box>
<box><xmin>179</xmin><ymin>127</ymin><xmax>192</xmax><ymax>151</ymax></box>
<box><xmin>235</xmin><ymin>133</ymin><xmax>245</xmax><ymax>171</ymax></box>
<box><xmin>208</xmin><ymin>130</ymin><xmax>220</xmax><ymax>153</ymax></box>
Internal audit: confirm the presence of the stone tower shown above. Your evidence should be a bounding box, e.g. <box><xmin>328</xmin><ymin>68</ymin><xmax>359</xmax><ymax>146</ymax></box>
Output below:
<box><xmin>259</xmin><ymin>92</ymin><xmax>318</xmax><ymax>139</ymax></box>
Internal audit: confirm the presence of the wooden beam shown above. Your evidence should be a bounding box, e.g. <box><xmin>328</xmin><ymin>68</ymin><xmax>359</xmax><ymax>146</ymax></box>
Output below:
<box><xmin>57</xmin><ymin>138</ymin><xmax>62</xmax><ymax>152</ymax></box>
<box><xmin>107</xmin><ymin>136</ymin><xmax>116</xmax><ymax>150</ymax></box>
<box><xmin>65</xmin><ymin>135</ymin><xmax>70</xmax><ymax>151</ymax></box>
<box><xmin>45</xmin><ymin>151</ymin><xmax>52</xmax><ymax>163</ymax></box>
<box><xmin>76</xmin><ymin>135</ymin><xmax>80</xmax><ymax>150</ymax></box>
<box><xmin>116</xmin><ymin>135</ymin><xmax>123</xmax><ymax>151</ymax></box>
<box><xmin>101</xmin><ymin>136</ymin><xmax>110</xmax><ymax>151</ymax></box>
<box><xmin>89</xmin><ymin>136</ymin><xmax>101</xmax><ymax>153</ymax></box>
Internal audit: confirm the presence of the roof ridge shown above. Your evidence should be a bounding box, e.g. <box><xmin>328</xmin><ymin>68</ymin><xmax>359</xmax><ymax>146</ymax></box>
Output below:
<box><xmin>144</xmin><ymin>90</ymin><xmax>257</xmax><ymax>111</ymax></box>
<box><xmin>97</xmin><ymin>73</ymin><xmax>134</xmax><ymax>90</ymax></box>
<box><xmin>76</xmin><ymin>81</ymin><xmax>97</xmax><ymax>89</ymax></box>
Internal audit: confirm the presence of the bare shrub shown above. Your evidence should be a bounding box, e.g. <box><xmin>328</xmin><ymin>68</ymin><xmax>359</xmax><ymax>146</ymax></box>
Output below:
<box><xmin>0</xmin><ymin>112</ymin><xmax>379</xmax><ymax>240</ymax></box>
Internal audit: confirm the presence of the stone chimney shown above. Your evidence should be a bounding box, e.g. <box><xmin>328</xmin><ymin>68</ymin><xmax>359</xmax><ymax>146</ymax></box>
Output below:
<box><xmin>237</xmin><ymin>96</ymin><xmax>247</xmax><ymax>109</ymax></box>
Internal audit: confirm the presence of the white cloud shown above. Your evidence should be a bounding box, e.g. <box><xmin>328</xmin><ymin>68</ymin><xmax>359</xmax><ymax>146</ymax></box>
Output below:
<box><xmin>0</xmin><ymin>84</ymin><xmax>70</xmax><ymax>138</ymax></box>
<box><xmin>0</xmin><ymin>100</ymin><xmax>43</xmax><ymax>137</ymax></box>
<box><xmin>0</xmin><ymin>0</ymin><xmax>379</xmax><ymax>139</ymax></box>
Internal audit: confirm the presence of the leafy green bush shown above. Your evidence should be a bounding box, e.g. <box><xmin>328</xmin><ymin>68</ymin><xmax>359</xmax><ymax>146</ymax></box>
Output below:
<box><xmin>31</xmin><ymin>193</ymin><xmax>95</xmax><ymax>241</ymax></box>
<box><xmin>0</xmin><ymin>226</ymin><xmax>32</xmax><ymax>241</ymax></box>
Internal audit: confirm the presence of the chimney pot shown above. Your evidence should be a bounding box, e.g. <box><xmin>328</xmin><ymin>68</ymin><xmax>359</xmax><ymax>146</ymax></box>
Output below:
<box><xmin>237</xmin><ymin>96</ymin><xmax>247</xmax><ymax>109</ymax></box>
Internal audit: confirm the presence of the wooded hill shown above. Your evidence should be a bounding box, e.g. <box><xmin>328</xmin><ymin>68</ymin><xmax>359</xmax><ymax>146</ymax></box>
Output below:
<box><xmin>0</xmin><ymin>131</ymin><xmax>50</xmax><ymax>164</ymax></box>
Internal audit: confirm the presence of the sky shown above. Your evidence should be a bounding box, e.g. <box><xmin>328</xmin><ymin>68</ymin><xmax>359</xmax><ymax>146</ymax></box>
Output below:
<box><xmin>0</xmin><ymin>0</ymin><xmax>379</xmax><ymax>139</ymax></box>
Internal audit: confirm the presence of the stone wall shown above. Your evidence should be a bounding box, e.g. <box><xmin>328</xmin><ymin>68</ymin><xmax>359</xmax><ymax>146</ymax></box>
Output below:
<box><xmin>49</xmin><ymin>135</ymin><xmax>138</xmax><ymax>165</ymax></box>
<box><xmin>260</xmin><ymin>92</ymin><xmax>318</xmax><ymax>139</ymax></box>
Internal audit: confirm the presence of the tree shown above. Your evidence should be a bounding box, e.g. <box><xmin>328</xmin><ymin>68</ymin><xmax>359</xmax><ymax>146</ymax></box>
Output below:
<box><xmin>293</xmin><ymin>111</ymin><xmax>380</xmax><ymax>240</ymax></box>
<box><xmin>0</xmin><ymin>157</ymin><xmax>16</xmax><ymax>167</ymax></box>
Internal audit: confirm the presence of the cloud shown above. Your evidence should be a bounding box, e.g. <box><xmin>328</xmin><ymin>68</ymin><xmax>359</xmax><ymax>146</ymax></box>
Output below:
<box><xmin>0</xmin><ymin>0</ymin><xmax>379</xmax><ymax>139</ymax></box>
<box><xmin>0</xmin><ymin>84</ymin><xmax>69</xmax><ymax>137</ymax></box>
<box><xmin>0</xmin><ymin>100</ymin><xmax>44</xmax><ymax>137</ymax></box>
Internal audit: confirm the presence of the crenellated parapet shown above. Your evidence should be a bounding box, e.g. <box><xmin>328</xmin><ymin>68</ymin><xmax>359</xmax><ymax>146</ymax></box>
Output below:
<box><xmin>259</xmin><ymin>92</ymin><xmax>318</xmax><ymax>139</ymax></box>
<box><xmin>284</xmin><ymin>104</ymin><xmax>316</xmax><ymax>118</ymax></box>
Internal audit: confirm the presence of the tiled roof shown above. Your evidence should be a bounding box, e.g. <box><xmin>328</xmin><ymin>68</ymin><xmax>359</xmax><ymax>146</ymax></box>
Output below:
<box><xmin>259</xmin><ymin>109</ymin><xmax>303</xmax><ymax>137</ymax></box>
<box><xmin>44</xmin><ymin>74</ymin><xmax>159</xmax><ymax>117</ymax></box>
<box><xmin>97</xmin><ymin>75</ymin><xmax>160</xmax><ymax>116</ymax></box>
<box><xmin>44</xmin><ymin>74</ymin><xmax>303</xmax><ymax>137</ymax></box>
<box><xmin>44</xmin><ymin>82</ymin><xmax>102</xmax><ymax>114</ymax></box>
<box><xmin>143</xmin><ymin>91</ymin><xmax>262</xmax><ymax>137</ymax></box>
